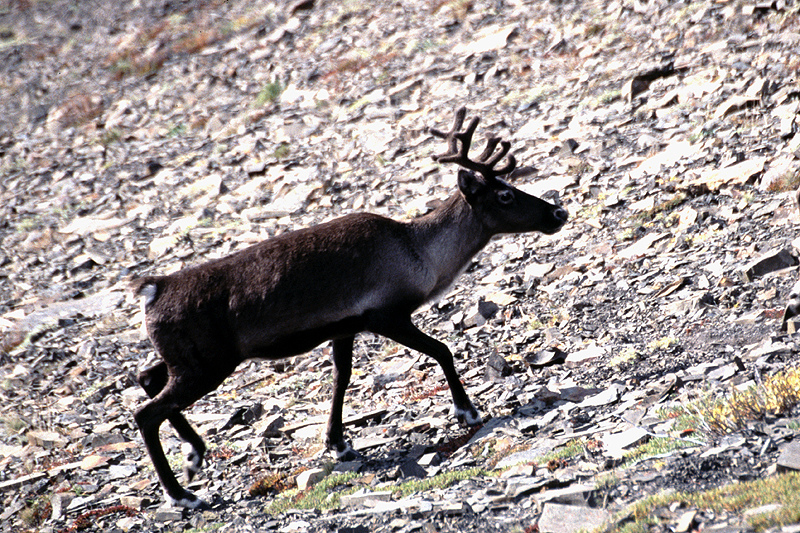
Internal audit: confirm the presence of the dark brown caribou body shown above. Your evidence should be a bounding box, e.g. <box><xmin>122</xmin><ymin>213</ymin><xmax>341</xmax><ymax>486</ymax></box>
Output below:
<box><xmin>130</xmin><ymin>107</ymin><xmax>569</xmax><ymax>508</ymax></box>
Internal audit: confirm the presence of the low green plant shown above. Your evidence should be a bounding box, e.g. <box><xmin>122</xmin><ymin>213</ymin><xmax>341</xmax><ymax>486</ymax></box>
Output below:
<box><xmin>766</xmin><ymin>168</ymin><xmax>800</xmax><ymax>193</ymax></box>
<box><xmin>622</xmin><ymin>436</ymin><xmax>697</xmax><ymax>468</ymax></box>
<box><xmin>500</xmin><ymin>85</ymin><xmax>556</xmax><ymax>107</ymax></box>
<box><xmin>264</xmin><ymin>471</ymin><xmax>360</xmax><ymax>515</ymax></box>
<box><xmin>596</xmin><ymin>473</ymin><xmax>621</xmax><ymax>490</ymax></box>
<box><xmin>647</xmin><ymin>337</ymin><xmax>678</xmax><ymax>351</ymax></box>
<box><xmin>702</xmin><ymin>366</ymin><xmax>800</xmax><ymax>434</ymax></box>
<box><xmin>430</xmin><ymin>0</ymin><xmax>474</xmax><ymax>19</ymax></box>
<box><xmin>598</xmin><ymin>89</ymin><xmax>621</xmax><ymax>104</ymax></box>
<box><xmin>15</xmin><ymin>215</ymin><xmax>43</xmax><ymax>233</ymax></box>
<box><xmin>3</xmin><ymin>416</ymin><xmax>28</xmax><ymax>433</ymax></box>
<box><xmin>99</xmin><ymin>128</ymin><xmax>122</xmax><ymax>145</ymax></box>
<box><xmin>415</xmin><ymin>38</ymin><xmax>440</xmax><ymax>52</ymax></box>
<box><xmin>273</xmin><ymin>143</ymin><xmax>291</xmax><ymax>160</ymax></box>
<box><xmin>393</xmin><ymin>467</ymin><xmax>488</xmax><ymax>498</ymax></box>
<box><xmin>576</xmin><ymin>200</ymin><xmax>603</xmax><ymax>220</ymax></box>
<box><xmin>538</xmin><ymin>438</ymin><xmax>587</xmax><ymax>464</ymax></box>
<box><xmin>167</xmin><ymin>123</ymin><xmax>187</xmax><ymax>137</ymax></box>
<box><xmin>255</xmin><ymin>81</ymin><xmax>283</xmax><ymax>106</ymax></box>
<box><xmin>528</xmin><ymin>318</ymin><xmax>546</xmax><ymax>330</ymax></box>
<box><xmin>609</xmin><ymin>347</ymin><xmax>638</xmax><ymax>367</ymax></box>
<box><xmin>627</xmin><ymin>192</ymin><xmax>687</xmax><ymax>225</ymax></box>
<box><xmin>20</xmin><ymin>495</ymin><xmax>51</xmax><ymax>527</ymax></box>
<box><xmin>595</xmin><ymin>472</ymin><xmax>800</xmax><ymax>533</ymax></box>
<box><xmin>616</xmin><ymin>226</ymin><xmax>639</xmax><ymax>242</ymax></box>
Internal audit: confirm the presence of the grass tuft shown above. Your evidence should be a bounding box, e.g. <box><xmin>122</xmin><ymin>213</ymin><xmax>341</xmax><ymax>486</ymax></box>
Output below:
<box><xmin>273</xmin><ymin>143</ymin><xmax>291</xmax><ymax>159</ymax></box>
<box><xmin>628</xmin><ymin>192</ymin><xmax>688</xmax><ymax>225</ymax></box>
<box><xmin>263</xmin><ymin>471</ymin><xmax>359</xmax><ymax>515</ymax></box>
<box><xmin>255</xmin><ymin>81</ymin><xmax>283</xmax><ymax>106</ymax></box>
<box><xmin>646</xmin><ymin>337</ymin><xmax>678</xmax><ymax>351</ymax></box>
<box><xmin>596</xmin><ymin>472</ymin><xmax>800</xmax><ymax>533</ymax></box>
<box><xmin>392</xmin><ymin>467</ymin><xmax>488</xmax><ymax>498</ymax></box>
<box><xmin>702</xmin><ymin>366</ymin><xmax>800</xmax><ymax>434</ymax></box>
<box><xmin>609</xmin><ymin>347</ymin><xmax>639</xmax><ymax>367</ymax></box>
<box><xmin>766</xmin><ymin>168</ymin><xmax>800</xmax><ymax>193</ymax></box>
<box><xmin>249</xmin><ymin>468</ymin><xmax>302</xmax><ymax>497</ymax></box>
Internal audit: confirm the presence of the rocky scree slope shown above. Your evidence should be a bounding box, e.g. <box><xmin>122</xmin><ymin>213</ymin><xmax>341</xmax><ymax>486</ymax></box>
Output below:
<box><xmin>2</xmin><ymin>0</ymin><xmax>800</xmax><ymax>532</ymax></box>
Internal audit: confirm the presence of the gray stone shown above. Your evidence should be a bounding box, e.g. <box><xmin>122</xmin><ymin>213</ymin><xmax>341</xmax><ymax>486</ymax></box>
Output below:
<box><xmin>351</xmin><ymin>435</ymin><xmax>399</xmax><ymax>451</ymax></box>
<box><xmin>601</xmin><ymin>427</ymin><xmax>649</xmax><ymax>458</ymax></box>
<box><xmin>244</xmin><ymin>162</ymin><xmax>267</xmax><ymax>175</ymax></box>
<box><xmin>478</xmin><ymin>299</ymin><xmax>500</xmax><ymax>319</ymax></box>
<box><xmin>441</xmin><ymin>501</ymin><xmax>471</xmax><ymax>516</ymax></box>
<box><xmin>296</xmin><ymin>467</ymin><xmax>326</xmax><ymax>491</ymax></box>
<box><xmin>153</xmin><ymin>506</ymin><xmax>185</xmax><ymax>522</ymax></box>
<box><xmin>66</xmin><ymin>495</ymin><xmax>94</xmax><ymax>512</ymax></box>
<box><xmin>500</xmin><ymin>463</ymin><xmax>536</xmax><ymax>478</ymax></box>
<box><xmin>82</xmin><ymin>431</ymin><xmax>127</xmax><ymax>448</ymax></box>
<box><xmin>674</xmin><ymin>510</ymin><xmax>697</xmax><ymax>532</ymax></box>
<box><xmin>108</xmin><ymin>463</ymin><xmax>137</xmax><ymax>480</ymax></box>
<box><xmin>495</xmin><ymin>444</ymin><xmax>554</xmax><ymax>469</ymax></box>
<box><xmin>253</xmin><ymin>413</ymin><xmax>285</xmax><ymax>438</ymax></box>
<box><xmin>525</xmin><ymin>348</ymin><xmax>567</xmax><ymax>367</ymax></box>
<box><xmin>333</xmin><ymin>461</ymin><xmax>363</xmax><ymax>473</ymax></box>
<box><xmin>119</xmin><ymin>496</ymin><xmax>147</xmax><ymax>510</ymax></box>
<box><xmin>485</xmin><ymin>352</ymin><xmax>512</xmax><ymax>381</ymax></box>
<box><xmin>0</xmin><ymin>471</ymin><xmax>47</xmax><ymax>491</ymax></box>
<box><xmin>580</xmin><ymin>383</ymin><xmax>623</xmax><ymax>407</ymax></box>
<box><xmin>740</xmin><ymin>248</ymin><xmax>798</xmax><ymax>282</ymax></box>
<box><xmin>220</xmin><ymin>403</ymin><xmax>264</xmax><ymax>430</ymax></box>
<box><xmin>50</xmin><ymin>492</ymin><xmax>75</xmax><ymax>520</ymax></box>
<box><xmin>742</xmin><ymin>503</ymin><xmax>782</xmax><ymax>517</ymax></box>
<box><xmin>27</xmin><ymin>430</ymin><xmax>68</xmax><ymax>449</ymax></box>
<box><xmin>16</xmin><ymin>290</ymin><xmax>125</xmax><ymax>332</ymax></box>
<box><xmin>340</xmin><ymin>490</ymin><xmax>394</xmax><ymax>508</ymax></box>
<box><xmin>418</xmin><ymin>452</ymin><xmax>441</xmax><ymax>467</ymax></box>
<box><xmin>537</xmin><ymin>503</ymin><xmax>611</xmax><ymax>533</ymax></box>
<box><xmin>504</xmin><ymin>476</ymin><xmax>549</xmax><ymax>499</ymax></box>
<box><xmin>777</xmin><ymin>441</ymin><xmax>800</xmax><ymax>471</ymax></box>
<box><xmin>564</xmin><ymin>345</ymin><xmax>606</xmax><ymax>368</ymax></box>
<box><xmin>535</xmin><ymin>483</ymin><xmax>597</xmax><ymax>506</ymax></box>
<box><xmin>397</xmin><ymin>459</ymin><xmax>427</xmax><ymax>479</ymax></box>
<box><xmin>707</xmin><ymin>364</ymin><xmax>738</xmax><ymax>381</ymax></box>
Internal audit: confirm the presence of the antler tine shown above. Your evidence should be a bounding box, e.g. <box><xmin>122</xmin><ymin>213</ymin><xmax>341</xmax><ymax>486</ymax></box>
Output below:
<box><xmin>429</xmin><ymin>107</ymin><xmax>517</xmax><ymax>180</ymax></box>
<box><xmin>492</xmin><ymin>153</ymin><xmax>517</xmax><ymax>177</ymax></box>
<box><xmin>429</xmin><ymin>107</ymin><xmax>480</xmax><ymax>165</ymax></box>
<box><xmin>478</xmin><ymin>138</ymin><xmax>517</xmax><ymax>177</ymax></box>
<box><xmin>476</xmin><ymin>136</ymin><xmax>499</xmax><ymax>163</ymax></box>
<box><xmin>428</xmin><ymin>107</ymin><xmax>465</xmax><ymax>158</ymax></box>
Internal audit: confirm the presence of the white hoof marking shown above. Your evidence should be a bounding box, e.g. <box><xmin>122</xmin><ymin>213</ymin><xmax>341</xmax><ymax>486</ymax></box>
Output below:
<box><xmin>164</xmin><ymin>488</ymin><xmax>206</xmax><ymax>509</ymax></box>
<box><xmin>455</xmin><ymin>405</ymin><xmax>482</xmax><ymax>425</ymax></box>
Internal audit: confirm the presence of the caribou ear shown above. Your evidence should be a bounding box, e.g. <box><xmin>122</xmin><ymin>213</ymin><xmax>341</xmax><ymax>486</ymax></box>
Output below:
<box><xmin>457</xmin><ymin>169</ymin><xmax>488</xmax><ymax>200</ymax></box>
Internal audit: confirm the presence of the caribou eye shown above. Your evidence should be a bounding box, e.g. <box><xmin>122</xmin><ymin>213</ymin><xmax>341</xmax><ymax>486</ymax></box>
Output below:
<box><xmin>497</xmin><ymin>189</ymin><xmax>515</xmax><ymax>205</ymax></box>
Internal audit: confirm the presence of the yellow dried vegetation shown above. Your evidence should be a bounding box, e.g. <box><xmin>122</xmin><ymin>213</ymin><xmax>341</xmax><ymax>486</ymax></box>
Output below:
<box><xmin>701</xmin><ymin>366</ymin><xmax>800</xmax><ymax>434</ymax></box>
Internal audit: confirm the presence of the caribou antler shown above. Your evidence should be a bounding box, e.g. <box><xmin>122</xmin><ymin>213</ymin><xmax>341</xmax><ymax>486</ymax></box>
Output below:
<box><xmin>428</xmin><ymin>107</ymin><xmax>517</xmax><ymax>180</ymax></box>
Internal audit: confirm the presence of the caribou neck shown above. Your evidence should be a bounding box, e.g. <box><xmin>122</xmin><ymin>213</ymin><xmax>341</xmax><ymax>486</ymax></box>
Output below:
<box><xmin>408</xmin><ymin>193</ymin><xmax>490</xmax><ymax>287</ymax></box>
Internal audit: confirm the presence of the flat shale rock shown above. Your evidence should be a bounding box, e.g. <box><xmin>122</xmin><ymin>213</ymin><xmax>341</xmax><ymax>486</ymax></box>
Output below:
<box><xmin>296</xmin><ymin>467</ymin><xmax>326</xmax><ymax>490</ymax></box>
<box><xmin>340</xmin><ymin>490</ymin><xmax>394</xmax><ymax>508</ymax></box>
<box><xmin>740</xmin><ymin>248</ymin><xmax>799</xmax><ymax>282</ymax></box>
<box><xmin>777</xmin><ymin>441</ymin><xmax>800</xmax><ymax>472</ymax></box>
<box><xmin>537</xmin><ymin>503</ymin><xmax>611</xmax><ymax>533</ymax></box>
